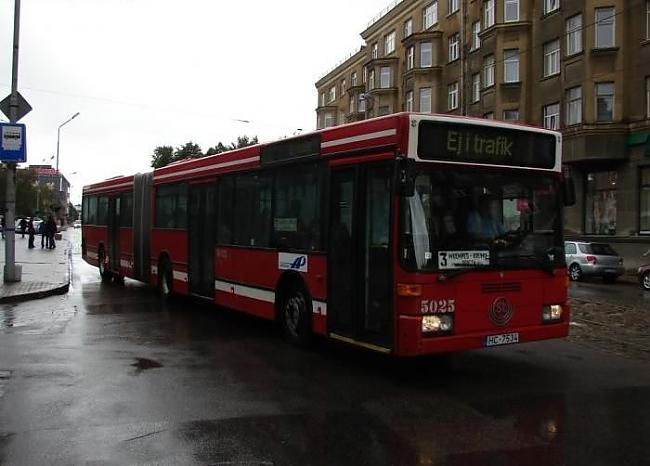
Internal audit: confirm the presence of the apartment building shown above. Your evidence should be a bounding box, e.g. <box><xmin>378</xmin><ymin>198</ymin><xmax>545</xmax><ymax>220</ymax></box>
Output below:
<box><xmin>315</xmin><ymin>0</ymin><xmax>650</xmax><ymax>269</ymax></box>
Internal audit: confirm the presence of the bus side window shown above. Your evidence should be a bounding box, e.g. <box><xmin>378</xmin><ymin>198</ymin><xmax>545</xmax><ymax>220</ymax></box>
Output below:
<box><xmin>217</xmin><ymin>177</ymin><xmax>234</xmax><ymax>244</ymax></box>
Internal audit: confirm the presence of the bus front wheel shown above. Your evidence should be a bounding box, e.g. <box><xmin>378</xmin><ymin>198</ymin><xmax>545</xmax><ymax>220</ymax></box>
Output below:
<box><xmin>280</xmin><ymin>285</ymin><xmax>312</xmax><ymax>346</ymax></box>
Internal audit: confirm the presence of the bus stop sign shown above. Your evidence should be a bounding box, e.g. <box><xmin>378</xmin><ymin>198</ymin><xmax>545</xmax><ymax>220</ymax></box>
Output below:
<box><xmin>0</xmin><ymin>123</ymin><xmax>26</xmax><ymax>163</ymax></box>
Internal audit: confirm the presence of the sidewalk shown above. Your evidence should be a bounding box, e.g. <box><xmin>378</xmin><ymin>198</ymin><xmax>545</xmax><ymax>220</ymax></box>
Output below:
<box><xmin>0</xmin><ymin>231</ymin><xmax>71</xmax><ymax>303</ymax></box>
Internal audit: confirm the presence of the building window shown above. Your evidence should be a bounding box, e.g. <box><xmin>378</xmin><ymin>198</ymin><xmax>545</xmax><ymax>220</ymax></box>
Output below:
<box><xmin>448</xmin><ymin>33</ymin><xmax>459</xmax><ymax>62</ymax></box>
<box><xmin>543</xmin><ymin>103</ymin><xmax>560</xmax><ymax>129</ymax></box>
<box><xmin>484</xmin><ymin>112</ymin><xmax>495</xmax><ymax>119</ymax></box>
<box><xmin>646</xmin><ymin>76</ymin><xmax>650</xmax><ymax>118</ymax></box>
<box><xmin>380</xmin><ymin>67</ymin><xmax>391</xmax><ymax>88</ymax></box>
<box><xmin>448</xmin><ymin>82</ymin><xmax>459</xmax><ymax>110</ymax></box>
<box><xmin>320</xmin><ymin>93</ymin><xmax>325</xmax><ymax>107</ymax></box>
<box><xmin>385</xmin><ymin>31</ymin><xmax>396</xmax><ymax>55</ymax></box>
<box><xmin>378</xmin><ymin>105</ymin><xmax>390</xmax><ymax>116</ymax></box>
<box><xmin>566</xmin><ymin>14</ymin><xmax>582</xmax><ymax>56</ymax></box>
<box><xmin>484</xmin><ymin>0</ymin><xmax>495</xmax><ymax>28</ymax></box>
<box><xmin>544</xmin><ymin>0</ymin><xmax>559</xmax><ymax>15</ymax></box>
<box><xmin>372</xmin><ymin>43</ymin><xmax>378</xmax><ymax>59</ymax></box>
<box><xmin>404</xmin><ymin>18</ymin><xmax>413</xmax><ymax>38</ymax></box>
<box><xmin>363</xmin><ymin>67</ymin><xmax>367</xmax><ymax>83</ymax></box>
<box><xmin>406</xmin><ymin>91</ymin><xmax>414</xmax><ymax>111</ymax></box>
<box><xmin>328</xmin><ymin>86</ymin><xmax>336</xmax><ymax>103</ymax></box>
<box><xmin>504</xmin><ymin>49</ymin><xmax>519</xmax><ymax>83</ymax></box>
<box><xmin>358</xmin><ymin>94</ymin><xmax>366</xmax><ymax>112</ymax></box>
<box><xmin>504</xmin><ymin>0</ymin><xmax>519</xmax><ymax>22</ymax></box>
<box><xmin>484</xmin><ymin>54</ymin><xmax>495</xmax><ymax>87</ymax></box>
<box><xmin>407</xmin><ymin>46</ymin><xmax>415</xmax><ymax>70</ymax></box>
<box><xmin>472</xmin><ymin>73</ymin><xmax>481</xmax><ymax>102</ymax></box>
<box><xmin>419</xmin><ymin>87</ymin><xmax>432</xmax><ymax>113</ymax></box>
<box><xmin>595</xmin><ymin>82</ymin><xmax>614</xmax><ymax>122</ymax></box>
<box><xmin>641</xmin><ymin>168</ymin><xmax>650</xmax><ymax>233</ymax></box>
<box><xmin>341</xmin><ymin>79</ymin><xmax>346</xmax><ymax>96</ymax></box>
<box><xmin>423</xmin><ymin>2</ymin><xmax>438</xmax><ymax>30</ymax></box>
<box><xmin>351</xmin><ymin>71</ymin><xmax>357</xmax><ymax>87</ymax></box>
<box><xmin>503</xmin><ymin>109</ymin><xmax>519</xmax><ymax>121</ymax></box>
<box><xmin>471</xmin><ymin>21</ymin><xmax>481</xmax><ymax>50</ymax></box>
<box><xmin>324</xmin><ymin>113</ymin><xmax>337</xmax><ymax>127</ymax></box>
<box><xmin>349</xmin><ymin>97</ymin><xmax>355</xmax><ymax>114</ymax></box>
<box><xmin>420</xmin><ymin>42</ymin><xmax>433</xmax><ymax>67</ymax></box>
<box><xmin>595</xmin><ymin>7</ymin><xmax>615</xmax><ymax>49</ymax></box>
<box><xmin>544</xmin><ymin>39</ymin><xmax>560</xmax><ymax>77</ymax></box>
<box><xmin>647</xmin><ymin>1</ymin><xmax>650</xmax><ymax>40</ymax></box>
<box><xmin>585</xmin><ymin>171</ymin><xmax>617</xmax><ymax>235</ymax></box>
<box><xmin>368</xmin><ymin>69</ymin><xmax>375</xmax><ymax>90</ymax></box>
<box><xmin>449</xmin><ymin>0</ymin><xmax>458</xmax><ymax>14</ymax></box>
<box><xmin>566</xmin><ymin>86</ymin><xmax>582</xmax><ymax>125</ymax></box>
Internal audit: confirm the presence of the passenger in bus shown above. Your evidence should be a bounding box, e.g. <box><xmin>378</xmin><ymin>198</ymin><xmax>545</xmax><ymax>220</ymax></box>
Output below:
<box><xmin>466</xmin><ymin>195</ymin><xmax>505</xmax><ymax>241</ymax></box>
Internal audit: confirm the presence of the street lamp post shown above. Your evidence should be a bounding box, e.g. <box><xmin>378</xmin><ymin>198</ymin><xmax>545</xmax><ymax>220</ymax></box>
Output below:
<box><xmin>56</xmin><ymin>112</ymin><xmax>80</xmax><ymax>174</ymax></box>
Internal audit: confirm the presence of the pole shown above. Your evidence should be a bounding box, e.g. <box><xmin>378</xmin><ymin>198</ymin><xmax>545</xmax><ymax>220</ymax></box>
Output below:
<box><xmin>4</xmin><ymin>0</ymin><xmax>21</xmax><ymax>282</ymax></box>
<box><xmin>56</xmin><ymin>126</ymin><xmax>60</xmax><ymax>173</ymax></box>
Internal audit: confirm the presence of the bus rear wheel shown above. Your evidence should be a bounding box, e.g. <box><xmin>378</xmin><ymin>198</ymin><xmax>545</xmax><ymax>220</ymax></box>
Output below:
<box><xmin>280</xmin><ymin>285</ymin><xmax>312</xmax><ymax>346</ymax></box>
<box><xmin>98</xmin><ymin>249</ymin><xmax>112</xmax><ymax>283</ymax></box>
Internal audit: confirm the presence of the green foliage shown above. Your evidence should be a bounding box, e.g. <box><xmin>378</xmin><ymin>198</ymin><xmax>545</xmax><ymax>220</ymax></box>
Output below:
<box><xmin>173</xmin><ymin>141</ymin><xmax>203</xmax><ymax>160</ymax></box>
<box><xmin>206</xmin><ymin>135</ymin><xmax>258</xmax><ymax>156</ymax></box>
<box><xmin>0</xmin><ymin>167</ymin><xmax>59</xmax><ymax>217</ymax></box>
<box><xmin>150</xmin><ymin>145</ymin><xmax>174</xmax><ymax>169</ymax></box>
<box><xmin>67</xmin><ymin>202</ymin><xmax>79</xmax><ymax>222</ymax></box>
<box><xmin>152</xmin><ymin>136</ymin><xmax>258</xmax><ymax>168</ymax></box>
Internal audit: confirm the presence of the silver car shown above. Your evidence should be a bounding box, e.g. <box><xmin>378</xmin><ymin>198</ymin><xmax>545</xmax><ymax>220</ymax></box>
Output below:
<box><xmin>565</xmin><ymin>241</ymin><xmax>625</xmax><ymax>283</ymax></box>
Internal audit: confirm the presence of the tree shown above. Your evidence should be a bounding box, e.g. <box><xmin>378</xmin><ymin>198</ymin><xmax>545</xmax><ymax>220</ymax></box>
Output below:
<box><xmin>150</xmin><ymin>146</ymin><xmax>174</xmax><ymax>168</ymax></box>
<box><xmin>173</xmin><ymin>141</ymin><xmax>203</xmax><ymax>161</ymax></box>
<box><xmin>67</xmin><ymin>202</ymin><xmax>79</xmax><ymax>222</ymax></box>
<box><xmin>206</xmin><ymin>135</ymin><xmax>258</xmax><ymax>155</ymax></box>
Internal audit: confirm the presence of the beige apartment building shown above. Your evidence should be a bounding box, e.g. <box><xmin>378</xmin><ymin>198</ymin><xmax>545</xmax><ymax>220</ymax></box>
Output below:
<box><xmin>316</xmin><ymin>0</ymin><xmax>650</xmax><ymax>269</ymax></box>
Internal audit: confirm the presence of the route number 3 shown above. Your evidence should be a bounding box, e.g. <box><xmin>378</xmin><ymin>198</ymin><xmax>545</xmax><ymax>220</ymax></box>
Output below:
<box><xmin>420</xmin><ymin>299</ymin><xmax>455</xmax><ymax>314</ymax></box>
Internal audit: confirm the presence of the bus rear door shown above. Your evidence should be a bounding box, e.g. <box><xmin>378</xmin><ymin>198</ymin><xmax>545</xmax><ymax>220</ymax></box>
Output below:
<box><xmin>188</xmin><ymin>182</ymin><xmax>216</xmax><ymax>297</ymax></box>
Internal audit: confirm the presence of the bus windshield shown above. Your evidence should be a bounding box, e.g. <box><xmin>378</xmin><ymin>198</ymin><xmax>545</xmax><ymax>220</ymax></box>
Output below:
<box><xmin>400</xmin><ymin>167</ymin><xmax>564</xmax><ymax>273</ymax></box>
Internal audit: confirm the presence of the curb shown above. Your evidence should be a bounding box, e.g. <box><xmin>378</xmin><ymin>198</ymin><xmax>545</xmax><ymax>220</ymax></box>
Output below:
<box><xmin>0</xmin><ymin>239</ymin><xmax>73</xmax><ymax>304</ymax></box>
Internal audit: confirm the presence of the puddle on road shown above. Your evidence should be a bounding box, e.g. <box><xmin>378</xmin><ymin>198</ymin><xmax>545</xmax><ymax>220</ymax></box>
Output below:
<box><xmin>131</xmin><ymin>358</ymin><xmax>163</xmax><ymax>375</ymax></box>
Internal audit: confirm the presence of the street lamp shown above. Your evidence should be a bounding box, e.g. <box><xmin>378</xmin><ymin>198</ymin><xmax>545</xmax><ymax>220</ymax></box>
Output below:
<box><xmin>56</xmin><ymin>112</ymin><xmax>80</xmax><ymax>173</ymax></box>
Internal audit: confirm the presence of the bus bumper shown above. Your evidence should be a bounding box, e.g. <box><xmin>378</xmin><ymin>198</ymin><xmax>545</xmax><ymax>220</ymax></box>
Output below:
<box><xmin>396</xmin><ymin>315</ymin><xmax>570</xmax><ymax>357</ymax></box>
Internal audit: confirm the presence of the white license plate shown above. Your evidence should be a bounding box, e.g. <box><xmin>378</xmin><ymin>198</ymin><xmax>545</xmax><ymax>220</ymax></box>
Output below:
<box><xmin>485</xmin><ymin>332</ymin><xmax>520</xmax><ymax>347</ymax></box>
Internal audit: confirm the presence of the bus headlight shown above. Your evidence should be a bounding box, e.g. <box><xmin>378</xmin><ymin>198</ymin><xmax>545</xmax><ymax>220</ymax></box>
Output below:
<box><xmin>422</xmin><ymin>315</ymin><xmax>453</xmax><ymax>334</ymax></box>
<box><xmin>542</xmin><ymin>304</ymin><xmax>563</xmax><ymax>322</ymax></box>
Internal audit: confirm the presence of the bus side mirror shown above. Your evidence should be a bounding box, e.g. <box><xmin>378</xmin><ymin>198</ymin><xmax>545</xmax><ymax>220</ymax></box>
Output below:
<box><xmin>562</xmin><ymin>173</ymin><xmax>576</xmax><ymax>206</ymax></box>
<box><xmin>395</xmin><ymin>158</ymin><xmax>416</xmax><ymax>197</ymax></box>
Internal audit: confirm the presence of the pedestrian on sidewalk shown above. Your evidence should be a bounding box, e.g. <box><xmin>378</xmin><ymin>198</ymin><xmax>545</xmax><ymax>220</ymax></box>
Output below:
<box><xmin>47</xmin><ymin>216</ymin><xmax>56</xmax><ymax>249</ymax></box>
<box><xmin>27</xmin><ymin>218</ymin><xmax>36</xmax><ymax>249</ymax></box>
<box><xmin>19</xmin><ymin>217</ymin><xmax>27</xmax><ymax>238</ymax></box>
<box><xmin>39</xmin><ymin>219</ymin><xmax>49</xmax><ymax>249</ymax></box>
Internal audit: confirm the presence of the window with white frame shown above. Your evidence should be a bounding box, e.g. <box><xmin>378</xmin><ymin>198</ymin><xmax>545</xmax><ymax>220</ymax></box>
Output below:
<box><xmin>363</xmin><ymin>67</ymin><xmax>367</xmax><ymax>83</ymax></box>
<box><xmin>349</xmin><ymin>97</ymin><xmax>355</xmax><ymax>114</ymax></box>
<box><xmin>448</xmin><ymin>82</ymin><xmax>459</xmax><ymax>110</ymax></box>
<box><xmin>328</xmin><ymin>86</ymin><xmax>336</xmax><ymax>103</ymax></box>
<box><xmin>595</xmin><ymin>7</ymin><xmax>615</xmax><ymax>49</ymax></box>
<box><xmin>423</xmin><ymin>2</ymin><xmax>438</xmax><ymax>29</ymax></box>
<box><xmin>380</xmin><ymin>67</ymin><xmax>391</xmax><ymax>88</ymax></box>
<box><xmin>471</xmin><ymin>21</ymin><xmax>481</xmax><ymax>50</ymax></box>
<box><xmin>504</xmin><ymin>49</ymin><xmax>519</xmax><ymax>83</ymax></box>
<box><xmin>421</xmin><ymin>42</ymin><xmax>433</xmax><ymax>67</ymax></box>
<box><xmin>358</xmin><ymin>94</ymin><xmax>366</xmax><ymax>112</ymax></box>
<box><xmin>504</xmin><ymin>0</ymin><xmax>519</xmax><ymax>22</ymax></box>
<box><xmin>404</xmin><ymin>18</ymin><xmax>413</xmax><ymax>38</ymax></box>
<box><xmin>368</xmin><ymin>69</ymin><xmax>375</xmax><ymax>90</ymax></box>
<box><xmin>406</xmin><ymin>91</ymin><xmax>414</xmax><ymax>111</ymax></box>
<box><xmin>320</xmin><ymin>93</ymin><xmax>325</xmax><ymax>107</ymax></box>
<box><xmin>341</xmin><ymin>79</ymin><xmax>346</xmax><ymax>96</ymax></box>
<box><xmin>566</xmin><ymin>86</ymin><xmax>582</xmax><ymax>125</ymax></box>
<box><xmin>351</xmin><ymin>71</ymin><xmax>358</xmax><ymax>87</ymax></box>
<box><xmin>647</xmin><ymin>76</ymin><xmax>650</xmax><ymax>118</ymax></box>
<box><xmin>449</xmin><ymin>0</ymin><xmax>458</xmax><ymax>14</ymax></box>
<box><xmin>544</xmin><ymin>0</ymin><xmax>559</xmax><ymax>15</ymax></box>
<box><xmin>385</xmin><ymin>31</ymin><xmax>396</xmax><ymax>55</ymax></box>
<box><xmin>543</xmin><ymin>103</ymin><xmax>560</xmax><ymax>129</ymax></box>
<box><xmin>544</xmin><ymin>39</ymin><xmax>560</xmax><ymax>77</ymax></box>
<box><xmin>646</xmin><ymin>1</ymin><xmax>650</xmax><ymax>40</ymax></box>
<box><xmin>372</xmin><ymin>43</ymin><xmax>378</xmax><ymax>58</ymax></box>
<box><xmin>595</xmin><ymin>82</ymin><xmax>614</xmax><ymax>122</ymax></box>
<box><xmin>448</xmin><ymin>33</ymin><xmax>459</xmax><ymax>62</ymax></box>
<box><xmin>503</xmin><ymin>109</ymin><xmax>519</xmax><ymax>121</ymax></box>
<box><xmin>420</xmin><ymin>87</ymin><xmax>432</xmax><ymax>112</ymax></box>
<box><xmin>407</xmin><ymin>46</ymin><xmax>415</xmax><ymax>70</ymax></box>
<box><xmin>324</xmin><ymin>113</ymin><xmax>336</xmax><ymax>127</ymax></box>
<box><xmin>472</xmin><ymin>73</ymin><xmax>481</xmax><ymax>102</ymax></box>
<box><xmin>484</xmin><ymin>54</ymin><xmax>495</xmax><ymax>87</ymax></box>
<box><xmin>484</xmin><ymin>0</ymin><xmax>495</xmax><ymax>28</ymax></box>
<box><xmin>566</xmin><ymin>14</ymin><xmax>582</xmax><ymax>56</ymax></box>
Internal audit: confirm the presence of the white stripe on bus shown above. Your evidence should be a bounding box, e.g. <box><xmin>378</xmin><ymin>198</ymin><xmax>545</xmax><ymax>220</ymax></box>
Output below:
<box><xmin>154</xmin><ymin>156</ymin><xmax>260</xmax><ymax>181</ymax></box>
<box><xmin>172</xmin><ymin>271</ymin><xmax>188</xmax><ymax>282</ymax></box>
<box><xmin>83</xmin><ymin>181</ymin><xmax>134</xmax><ymax>194</ymax></box>
<box><xmin>320</xmin><ymin>129</ymin><xmax>397</xmax><ymax>149</ymax></box>
<box><xmin>215</xmin><ymin>279</ymin><xmax>275</xmax><ymax>303</ymax></box>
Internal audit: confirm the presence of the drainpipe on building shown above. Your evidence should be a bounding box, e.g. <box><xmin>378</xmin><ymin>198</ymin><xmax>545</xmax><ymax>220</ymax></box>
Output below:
<box><xmin>460</xmin><ymin>0</ymin><xmax>468</xmax><ymax>116</ymax></box>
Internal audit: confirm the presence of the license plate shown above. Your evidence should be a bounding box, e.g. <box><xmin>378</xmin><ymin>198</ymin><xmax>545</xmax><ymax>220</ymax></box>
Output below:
<box><xmin>485</xmin><ymin>332</ymin><xmax>520</xmax><ymax>347</ymax></box>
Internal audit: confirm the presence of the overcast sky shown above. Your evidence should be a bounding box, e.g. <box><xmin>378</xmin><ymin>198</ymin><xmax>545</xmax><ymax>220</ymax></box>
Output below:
<box><xmin>0</xmin><ymin>0</ymin><xmax>389</xmax><ymax>203</ymax></box>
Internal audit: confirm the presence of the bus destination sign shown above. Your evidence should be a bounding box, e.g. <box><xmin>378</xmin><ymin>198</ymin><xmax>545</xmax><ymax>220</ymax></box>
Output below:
<box><xmin>417</xmin><ymin>121</ymin><xmax>556</xmax><ymax>169</ymax></box>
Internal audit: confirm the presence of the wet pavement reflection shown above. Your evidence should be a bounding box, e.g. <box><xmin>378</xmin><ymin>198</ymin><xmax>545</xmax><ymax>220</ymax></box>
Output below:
<box><xmin>0</xmin><ymin>247</ymin><xmax>649</xmax><ymax>465</ymax></box>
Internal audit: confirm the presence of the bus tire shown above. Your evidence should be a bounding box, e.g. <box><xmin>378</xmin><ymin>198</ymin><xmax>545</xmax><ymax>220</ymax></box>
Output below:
<box><xmin>98</xmin><ymin>248</ymin><xmax>112</xmax><ymax>283</ymax></box>
<box><xmin>157</xmin><ymin>257</ymin><xmax>173</xmax><ymax>299</ymax></box>
<box><xmin>279</xmin><ymin>283</ymin><xmax>312</xmax><ymax>346</ymax></box>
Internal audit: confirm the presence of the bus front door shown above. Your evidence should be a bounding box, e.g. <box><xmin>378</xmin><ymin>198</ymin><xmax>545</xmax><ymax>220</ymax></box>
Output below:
<box><xmin>107</xmin><ymin>197</ymin><xmax>120</xmax><ymax>275</ymax></box>
<box><xmin>188</xmin><ymin>183</ymin><xmax>216</xmax><ymax>297</ymax></box>
<box><xmin>328</xmin><ymin>166</ymin><xmax>393</xmax><ymax>351</ymax></box>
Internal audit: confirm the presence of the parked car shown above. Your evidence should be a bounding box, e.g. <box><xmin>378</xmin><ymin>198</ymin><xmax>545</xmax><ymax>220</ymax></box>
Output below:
<box><xmin>73</xmin><ymin>220</ymin><xmax>82</xmax><ymax>229</ymax></box>
<box><xmin>564</xmin><ymin>241</ymin><xmax>625</xmax><ymax>283</ymax></box>
<box><xmin>639</xmin><ymin>250</ymin><xmax>650</xmax><ymax>291</ymax></box>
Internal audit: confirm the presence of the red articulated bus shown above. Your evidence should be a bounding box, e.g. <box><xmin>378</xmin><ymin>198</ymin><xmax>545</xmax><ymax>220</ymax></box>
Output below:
<box><xmin>82</xmin><ymin>113</ymin><xmax>574</xmax><ymax>356</ymax></box>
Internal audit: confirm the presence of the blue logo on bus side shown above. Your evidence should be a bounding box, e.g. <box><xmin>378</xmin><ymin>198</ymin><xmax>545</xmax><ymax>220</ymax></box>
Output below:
<box><xmin>290</xmin><ymin>256</ymin><xmax>307</xmax><ymax>270</ymax></box>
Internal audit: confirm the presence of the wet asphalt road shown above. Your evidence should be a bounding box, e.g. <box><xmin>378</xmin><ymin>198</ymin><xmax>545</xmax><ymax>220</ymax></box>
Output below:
<box><xmin>1</xmin><ymin>239</ymin><xmax>650</xmax><ymax>465</ymax></box>
<box><xmin>568</xmin><ymin>277</ymin><xmax>650</xmax><ymax>310</ymax></box>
